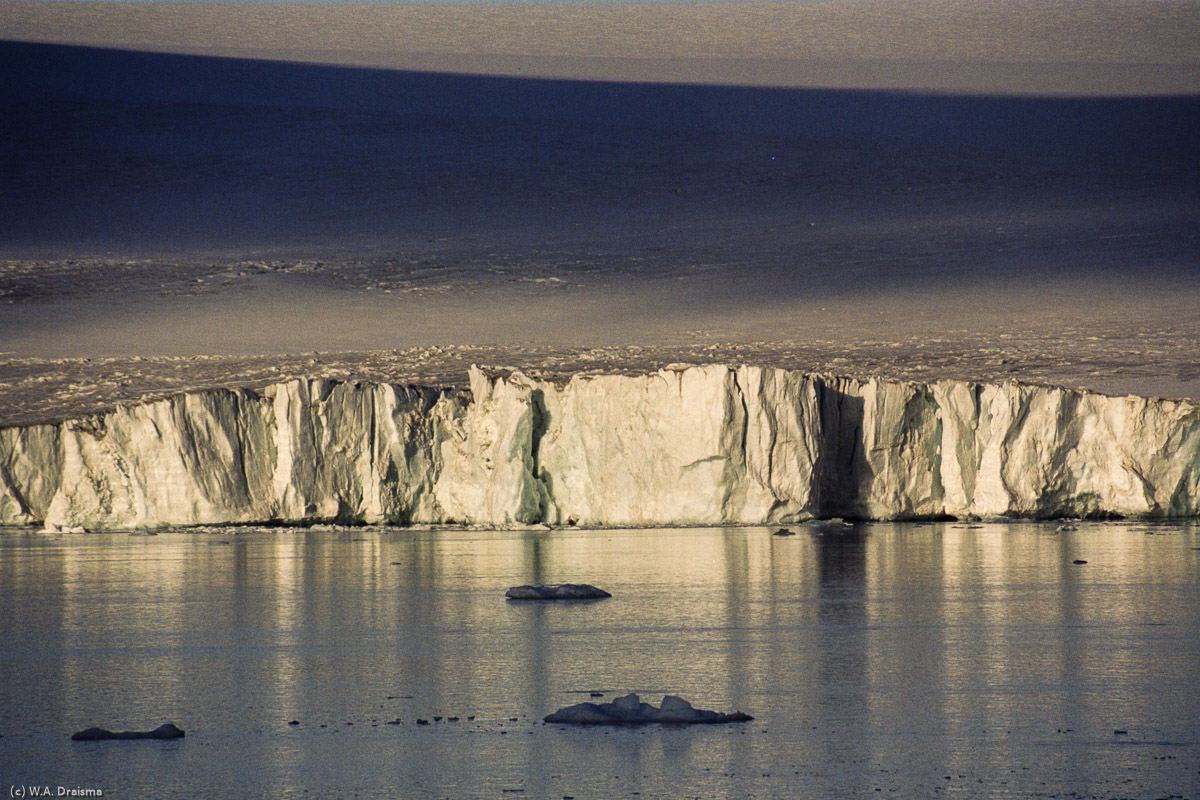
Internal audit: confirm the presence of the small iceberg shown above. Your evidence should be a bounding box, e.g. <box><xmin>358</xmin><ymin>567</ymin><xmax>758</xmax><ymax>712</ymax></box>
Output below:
<box><xmin>544</xmin><ymin>694</ymin><xmax>752</xmax><ymax>725</ymax></box>
<box><xmin>71</xmin><ymin>723</ymin><xmax>185</xmax><ymax>740</ymax></box>
<box><xmin>505</xmin><ymin>584</ymin><xmax>611</xmax><ymax>600</ymax></box>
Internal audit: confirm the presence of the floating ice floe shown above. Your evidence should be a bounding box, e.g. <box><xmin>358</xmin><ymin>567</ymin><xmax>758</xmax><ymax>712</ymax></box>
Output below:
<box><xmin>71</xmin><ymin>723</ymin><xmax>185</xmax><ymax>740</ymax></box>
<box><xmin>505</xmin><ymin>584</ymin><xmax>611</xmax><ymax>600</ymax></box>
<box><xmin>544</xmin><ymin>694</ymin><xmax>752</xmax><ymax>725</ymax></box>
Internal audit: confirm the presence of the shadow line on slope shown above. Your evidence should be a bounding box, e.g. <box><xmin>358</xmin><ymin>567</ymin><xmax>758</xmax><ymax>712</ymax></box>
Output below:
<box><xmin>4</xmin><ymin>40</ymin><xmax>1199</xmax><ymax>153</ymax></box>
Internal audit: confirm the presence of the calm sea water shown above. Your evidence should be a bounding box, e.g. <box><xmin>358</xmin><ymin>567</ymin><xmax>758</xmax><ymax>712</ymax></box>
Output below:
<box><xmin>1</xmin><ymin>522</ymin><xmax>1197</xmax><ymax>799</ymax></box>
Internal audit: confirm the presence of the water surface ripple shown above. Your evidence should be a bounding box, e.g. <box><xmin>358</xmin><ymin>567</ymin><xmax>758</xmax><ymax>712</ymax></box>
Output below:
<box><xmin>1</xmin><ymin>522</ymin><xmax>1197</xmax><ymax>799</ymax></box>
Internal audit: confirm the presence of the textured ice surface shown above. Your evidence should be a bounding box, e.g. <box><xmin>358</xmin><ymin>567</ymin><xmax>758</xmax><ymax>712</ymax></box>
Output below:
<box><xmin>2</xmin><ymin>365</ymin><xmax>1197</xmax><ymax>529</ymax></box>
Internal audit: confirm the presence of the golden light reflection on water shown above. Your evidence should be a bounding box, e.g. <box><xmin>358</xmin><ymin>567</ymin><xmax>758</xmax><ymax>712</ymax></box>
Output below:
<box><xmin>50</xmin><ymin>539</ymin><xmax>192</xmax><ymax>728</ymax></box>
<box><xmin>1</xmin><ymin>521</ymin><xmax>1197</xmax><ymax>798</ymax></box>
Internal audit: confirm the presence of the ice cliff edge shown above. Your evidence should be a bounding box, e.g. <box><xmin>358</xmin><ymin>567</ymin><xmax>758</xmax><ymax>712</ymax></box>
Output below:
<box><xmin>2</xmin><ymin>365</ymin><xmax>1197</xmax><ymax>529</ymax></box>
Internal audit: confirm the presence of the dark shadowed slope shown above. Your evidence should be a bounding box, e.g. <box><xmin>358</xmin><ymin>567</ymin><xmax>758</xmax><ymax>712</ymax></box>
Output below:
<box><xmin>3</xmin><ymin>41</ymin><xmax>1196</xmax><ymax>265</ymax></box>
<box><xmin>0</xmin><ymin>38</ymin><xmax>1197</xmax><ymax>402</ymax></box>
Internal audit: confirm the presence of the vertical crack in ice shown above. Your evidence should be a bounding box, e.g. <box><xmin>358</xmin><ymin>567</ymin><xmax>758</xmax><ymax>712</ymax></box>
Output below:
<box><xmin>0</xmin><ymin>453</ymin><xmax>31</xmax><ymax>517</ymax></box>
<box><xmin>527</xmin><ymin>386</ymin><xmax>551</xmax><ymax>524</ymax></box>
<box><xmin>726</xmin><ymin>367</ymin><xmax>751</xmax><ymax>521</ymax></box>
<box><xmin>232</xmin><ymin>391</ymin><xmax>252</xmax><ymax>505</ymax></box>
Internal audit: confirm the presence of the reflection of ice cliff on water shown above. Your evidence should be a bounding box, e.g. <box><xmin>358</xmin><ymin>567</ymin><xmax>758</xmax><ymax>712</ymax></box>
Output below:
<box><xmin>2</xmin><ymin>365</ymin><xmax>1198</xmax><ymax>530</ymax></box>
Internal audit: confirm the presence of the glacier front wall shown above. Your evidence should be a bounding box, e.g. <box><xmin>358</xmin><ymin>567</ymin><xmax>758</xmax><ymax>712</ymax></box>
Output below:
<box><xmin>1</xmin><ymin>366</ymin><xmax>1197</xmax><ymax>529</ymax></box>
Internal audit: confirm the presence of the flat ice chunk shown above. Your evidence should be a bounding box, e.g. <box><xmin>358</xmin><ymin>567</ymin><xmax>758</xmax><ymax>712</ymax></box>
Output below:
<box><xmin>505</xmin><ymin>583</ymin><xmax>611</xmax><ymax>600</ymax></box>
<box><xmin>544</xmin><ymin>693</ymin><xmax>752</xmax><ymax>725</ymax></box>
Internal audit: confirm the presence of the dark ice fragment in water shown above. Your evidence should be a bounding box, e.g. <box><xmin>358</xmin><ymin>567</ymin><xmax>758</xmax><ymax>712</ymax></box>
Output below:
<box><xmin>505</xmin><ymin>584</ymin><xmax>611</xmax><ymax>600</ymax></box>
<box><xmin>544</xmin><ymin>694</ymin><xmax>752</xmax><ymax>725</ymax></box>
<box><xmin>71</xmin><ymin>723</ymin><xmax>184</xmax><ymax>740</ymax></box>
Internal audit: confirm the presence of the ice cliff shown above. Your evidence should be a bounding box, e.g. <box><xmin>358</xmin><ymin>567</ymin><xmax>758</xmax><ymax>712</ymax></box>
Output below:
<box><xmin>2</xmin><ymin>365</ymin><xmax>1197</xmax><ymax>529</ymax></box>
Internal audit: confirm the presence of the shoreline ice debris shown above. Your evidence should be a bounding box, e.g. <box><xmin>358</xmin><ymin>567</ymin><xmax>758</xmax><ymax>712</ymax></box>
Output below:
<box><xmin>506</xmin><ymin>584</ymin><xmax>611</xmax><ymax>600</ymax></box>
<box><xmin>544</xmin><ymin>694</ymin><xmax>752</xmax><ymax>725</ymax></box>
<box><xmin>2</xmin><ymin>365</ymin><xmax>1198</xmax><ymax>529</ymax></box>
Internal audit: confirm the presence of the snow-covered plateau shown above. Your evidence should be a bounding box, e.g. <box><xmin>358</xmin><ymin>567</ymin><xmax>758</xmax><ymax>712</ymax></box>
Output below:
<box><xmin>2</xmin><ymin>365</ymin><xmax>1196</xmax><ymax>530</ymax></box>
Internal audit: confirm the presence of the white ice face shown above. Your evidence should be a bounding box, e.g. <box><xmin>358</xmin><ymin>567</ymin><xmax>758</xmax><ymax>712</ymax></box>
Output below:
<box><xmin>4</xmin><ymin>365</ymin><xmax>1197</xmax><ymax>530</ymax></box>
